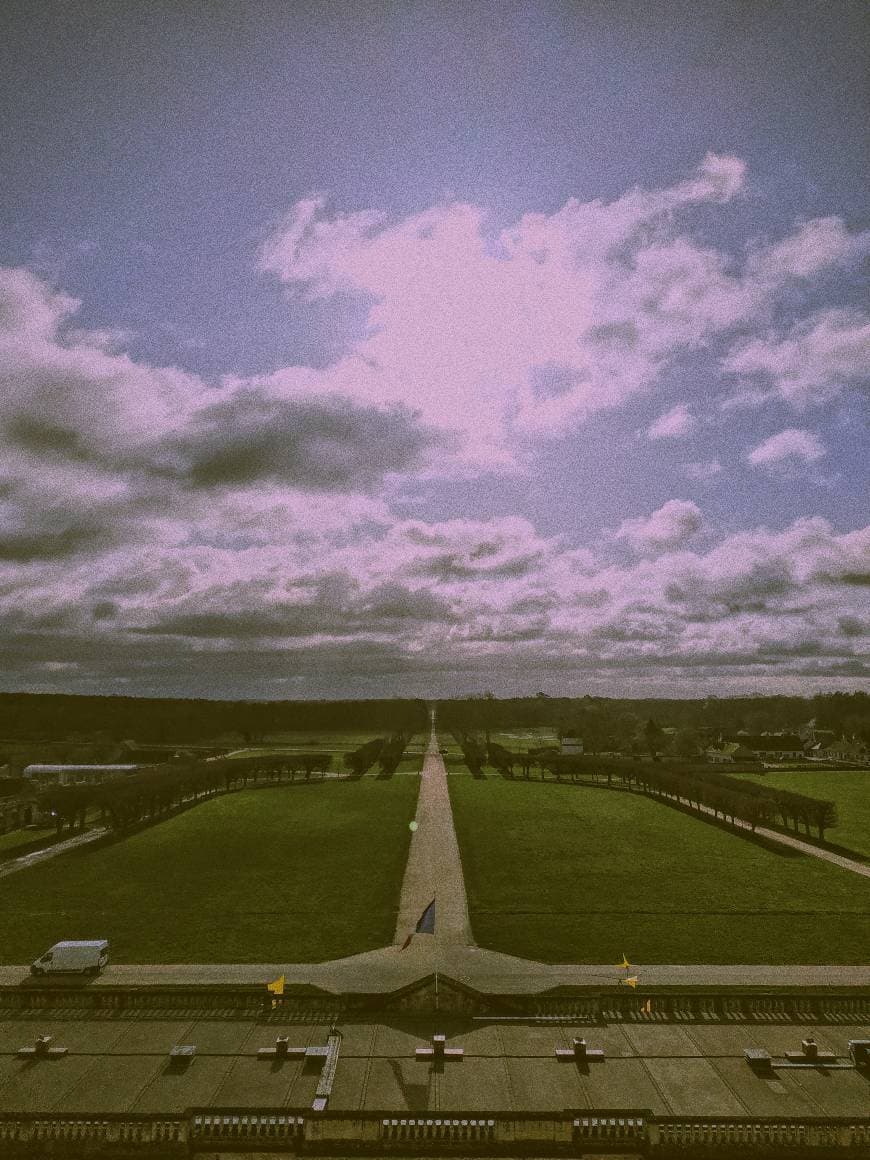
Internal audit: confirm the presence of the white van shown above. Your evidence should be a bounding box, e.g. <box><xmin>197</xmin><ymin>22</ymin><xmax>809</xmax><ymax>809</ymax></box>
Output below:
<box><xmin>30</xmin><ymin>940</ymin><xmax>109</xmax><ymax>976</ymax></box>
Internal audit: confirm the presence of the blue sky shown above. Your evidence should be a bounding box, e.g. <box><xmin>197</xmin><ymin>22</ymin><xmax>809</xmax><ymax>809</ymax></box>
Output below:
<box><xmin>0</xmin><ymin>1</ymin><xmax>867</xmax><ymax>698</ymax></box>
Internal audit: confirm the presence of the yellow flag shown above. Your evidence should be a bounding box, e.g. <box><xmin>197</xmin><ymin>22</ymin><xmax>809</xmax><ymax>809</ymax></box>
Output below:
<box><xmin>623</xmin><ymin>975</ymin><xmax>639</xmax><ymax>988</ymax></box>
<box><xmin>617</xmin><ymin>954</ymin><xmax>631</xmax><ymax>970</ymax></box>
<box><xmin>267</xmin><ymin>975</ymin><xmax>285</xmax><ymax>996</ymax></box>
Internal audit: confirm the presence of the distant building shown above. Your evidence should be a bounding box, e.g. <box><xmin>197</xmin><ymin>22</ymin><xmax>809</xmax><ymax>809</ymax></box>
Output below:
<box><xmin>798</xmin><ymin>718</ymin><xmax>836</xmax><ymax>746</ymax></box>
<box><xmin>560</xmin><ymin>735</ymin><xmax>583</xmax><ymax>755</ymax></box>
<box><xmin>706</xmin><ymin>742</ymin><xmax>757</xmax><ymax>763</ymax></box>
<box><xmin>806</xmin><ymin>738</ymin><xmax>869</xmax><ymax>764</ymax></box>
<box><xmin>22</xmin><ymin>764</ymin><xmax>141</xmax><ymax>788</ymax></box>
<box><xmin>723</xmin><ymin>734</ymin><xmax>805</xmax><ymax>761</ymax></box>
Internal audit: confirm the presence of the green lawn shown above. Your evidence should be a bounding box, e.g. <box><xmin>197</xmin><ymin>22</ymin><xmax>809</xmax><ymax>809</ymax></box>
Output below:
<box><xmin>394</xmin><ymin>750</ymin><xmax>426</xmax><ymax>774</ymax></box>
<box><xmin>449</xmin><ymin>779</ymin><xmax>870</xmax><ymax>964</ymax></box>
<box><xmin>733</xmin><ymin>769</ymin><xmax>870</xmax><ymax>859</ymax></box>
<box><xmin>0</xmin><ymin>779</ymin><xmax>418</xmax><ymax>964</ymax></box>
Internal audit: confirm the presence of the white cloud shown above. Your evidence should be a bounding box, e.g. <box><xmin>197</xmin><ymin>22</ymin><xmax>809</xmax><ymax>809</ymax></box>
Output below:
<box><xmin>646</xmin><ymin>403</ymin><xmax>695</xmax><ymax>439</ymax></box>
<box><xmin>613</xmin><ymin>500</ymin><xmax>704</xmax><ymax>553</ymax></box>
<box><xmin>748</xmin><ymin>428</ymin><xmax>827</xmax><ymax>468</ymax></box>
<box><xmin>256</xmin><ymin>154</ymin><xmax>790</xmax><ymax>459</ymax></box>
<box><xmin>2</xmin><ymin>150</ymin><xmax>868</xmax><ymax>697</ymax></box>
<box><xmin>4</xmin><ymin>498</ymin><xmax>868</xmax><ymax>695</ymax></box>
<box><xmin>257</xmin><ymin>161</ymin><xmax>870</xmax><ymax>468</ymax></box>
<box><xmin>748</xmin><ymin>216</ymin><xmax>870</xmax><ymax>281</ymax></box>
<box><xmin>723</xmin><ymin>308</ymin><xmax>870</xmax><ymax>407</ymax></box>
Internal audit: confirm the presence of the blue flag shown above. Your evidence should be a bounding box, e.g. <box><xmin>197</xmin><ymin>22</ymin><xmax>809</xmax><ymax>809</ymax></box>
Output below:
<box><xmin>416</xmin><ymin>898</ymin><xmax>436</xmax><ymax>934</ymax></box>
<box><xmin>401</xmin><ymin>898</ymin><xmax>435</xmax><ymax>948</ymax></box>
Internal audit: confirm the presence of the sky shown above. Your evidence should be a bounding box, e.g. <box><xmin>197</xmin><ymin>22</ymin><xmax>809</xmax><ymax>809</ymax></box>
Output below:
<box><xmin>0</xmin><ymin>0</ymin><xmax>868</xmax><ymax>700</ymax></box>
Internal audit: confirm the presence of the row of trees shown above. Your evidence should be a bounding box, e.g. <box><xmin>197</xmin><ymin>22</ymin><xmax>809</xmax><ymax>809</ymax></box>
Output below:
<box><xmin>344</xmin><ymin>738</ymin><xmax>385</xmax><ymax>777</ymax></box>
<box><xmin>376</xmin><ymin>733</ymin><xmax>414</xmax><ymax>777</ymax></box>
<box><xmin>692</xmin><ymin>767</ymin><xmax>839</xmax><ymax>840</ymax></box>
<box><xmin>486</xmin><ymin>740</ymin><xmax>542</xmax><ymax>778</ymax></box>
<box><xmin>473</xmin><ymin>746</ymin><xmax>839</xmax><ymax>842</ymax></box>
<box><xmin>452</xmin><ymin>732</ymin><xmax>487</xmax><ymax>777</ymax></box>
<box><xmin>36</xmin><ymin>726</ymin><xmax>420</xmax><ymax>836</ymax></box>
<box><xmin>37</xmin><ymin>749</ymin><xmax>338</xmax><ymax>835</ymax></box>
<box><xmin>629</xmin><ymin>763</ymin><xmax>839</xmax><ymax>841</ymax></box>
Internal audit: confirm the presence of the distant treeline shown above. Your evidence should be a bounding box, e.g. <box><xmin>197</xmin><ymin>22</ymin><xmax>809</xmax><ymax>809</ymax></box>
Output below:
<box><xmin>0</xmin><ymin>694</ymin><xmax>429</xmax><ymax>744</ymax></box>
<box><xmin>439</xmin><ymin>692</ymin><xmax>870</xmax><ymax>745</ymax></box>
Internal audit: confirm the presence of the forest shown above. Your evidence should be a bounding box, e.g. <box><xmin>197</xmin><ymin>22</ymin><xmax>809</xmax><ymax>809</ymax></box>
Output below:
<box><xmin>0</xmin><ymin>690</ymin><xmax>867</xmax><ymax>748</ymax></box>
<box><xmin>0</xmin><ymin>693</ymin><xmax>429</xmax><ymax>743</ymax></box>
<box><xmin>438</xmin><ymin>691</ymin><xmax>870</xmax><ymax>747</ymax></box>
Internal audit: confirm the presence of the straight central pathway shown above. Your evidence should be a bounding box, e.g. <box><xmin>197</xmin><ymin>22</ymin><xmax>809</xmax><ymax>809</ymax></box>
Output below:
<box><xmin>393</xmin><ymin>717</ymin><xmax>474</xmax><ymax>949</ymax></box>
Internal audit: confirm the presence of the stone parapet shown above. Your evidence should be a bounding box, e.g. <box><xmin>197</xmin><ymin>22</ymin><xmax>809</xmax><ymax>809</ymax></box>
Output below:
<box><xmin>1</xmin><ymin>1109</ymin><xmax>869</xmax><ymax>1156</ymax></box>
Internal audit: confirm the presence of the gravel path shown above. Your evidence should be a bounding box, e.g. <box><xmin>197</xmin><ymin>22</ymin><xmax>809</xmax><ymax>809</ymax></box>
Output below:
<box><xmin>744</xmin><ymin>820</ymin><xmax>870</xmax><ymax>876</ymax></box>
<box><xmin>0</xmin><ymin>826</ymin><xmax>107</xmax><ymax>879</ymax></box>
<box><xmin>393</xmin><ymin>720</ymin><xmax>474</xmax><ymax>948</ymax></box>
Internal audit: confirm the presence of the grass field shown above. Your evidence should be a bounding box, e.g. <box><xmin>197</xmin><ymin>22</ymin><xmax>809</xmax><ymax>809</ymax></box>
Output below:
<box><xmin>449</xmin><ymin>778</ymin><xmax>870</xmax><ymax>964</ymax></box>
<box><xmin>0</xmin><ymin>779</ymin><xmax>418</xmax><ymax>964</ymax></box>
<box><xmin>733</xmin><ymin>769</ymin><xmax>870</xmax><ymax>859</ymax></box>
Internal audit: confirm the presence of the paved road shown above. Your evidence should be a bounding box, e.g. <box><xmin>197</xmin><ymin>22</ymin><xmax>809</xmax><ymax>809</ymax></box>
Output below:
<box><xmin>393</xmin><ymin>720</ymin><xmax>473</xmax><ymax>948</ymax></box>
<box><xmin>0</xmin><ymin>826</ymin><xmax>107</xmax><ymax>879</ymax></box>
<box><xmin>749</xmin><ymin>821</ymin><xmax>870</xmax><ymax>876</ymax></box>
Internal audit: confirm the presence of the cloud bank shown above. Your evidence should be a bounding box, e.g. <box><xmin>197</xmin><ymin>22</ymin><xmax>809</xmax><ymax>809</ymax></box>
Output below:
<box><xmin>1</xmin><ymin>154</ymin><xmax>868</xmax><ymax>697</ymax></box>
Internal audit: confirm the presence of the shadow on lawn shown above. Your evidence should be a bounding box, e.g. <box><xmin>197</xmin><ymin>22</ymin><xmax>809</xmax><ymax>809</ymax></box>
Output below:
<box><xmin>490</xmin><ymin>771</ymin><xmax>811</xmax><ymax>859</ymax></box>
<box><xmin>59</xmin><ymin>775</ymin><xmax>350</xmax><ymax>861</ymax></box>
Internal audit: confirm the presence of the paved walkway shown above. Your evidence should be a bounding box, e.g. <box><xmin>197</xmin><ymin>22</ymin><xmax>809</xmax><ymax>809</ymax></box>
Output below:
<box><xmin>746</xmin><ymin>821</ymin><xmax>870</xmax><ymax>877</ymax></box>
<box><xmin>0</xmin><ymin>826</ymin><xmax>107</xmax><ymax>879</ymax></box>
<box><xmin>393</xmin><ymin>720</ymin><xmax>473</xmax><ymax>948</ymax></box>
